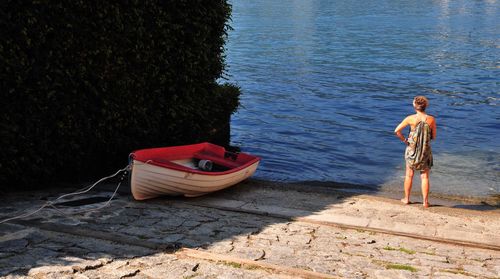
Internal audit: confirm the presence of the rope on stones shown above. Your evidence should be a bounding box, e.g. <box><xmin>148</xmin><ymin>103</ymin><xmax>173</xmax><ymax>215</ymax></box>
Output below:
<box><xmin>0</xmin><ymin>165</ymin><xmax>130</xmax><ymax>225</ymax></box>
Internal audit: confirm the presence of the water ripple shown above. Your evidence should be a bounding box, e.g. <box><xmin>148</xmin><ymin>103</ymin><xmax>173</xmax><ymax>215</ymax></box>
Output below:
<box><xmin>227</xmin><ymin>0</ymin><xmax>500</xmax><ymax>197</ymax></box>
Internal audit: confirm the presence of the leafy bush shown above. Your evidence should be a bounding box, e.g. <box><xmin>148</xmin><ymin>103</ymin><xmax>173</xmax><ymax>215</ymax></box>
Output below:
<box><xmin>0</xmin><ymin>0</ymin><xmax>239</xmax><ymax>190</ymax></box>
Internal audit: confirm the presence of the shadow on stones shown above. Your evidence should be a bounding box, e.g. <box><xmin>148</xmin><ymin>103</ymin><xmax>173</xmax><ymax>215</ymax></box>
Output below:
<box><xmin>0</xmin><ymin>178</ymin><xmax>376</xmax><ymax>276</ymax></box>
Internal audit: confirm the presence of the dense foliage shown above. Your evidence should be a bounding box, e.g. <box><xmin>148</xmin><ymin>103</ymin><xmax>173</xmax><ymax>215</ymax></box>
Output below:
<box><xmin>0</xmin><ymin>0</ymin><xmax>240</xmax><ymax>190</ymax></box>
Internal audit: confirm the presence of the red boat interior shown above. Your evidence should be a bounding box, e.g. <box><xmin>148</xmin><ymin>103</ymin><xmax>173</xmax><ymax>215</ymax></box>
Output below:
<box><xmin>131</xmin><ymin>142</ymin><xmax>260</xmax><ymax>175</ymax></box>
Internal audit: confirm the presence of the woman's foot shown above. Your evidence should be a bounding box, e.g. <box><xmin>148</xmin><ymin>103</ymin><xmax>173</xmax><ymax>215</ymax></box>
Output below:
<box><xmin>400</xmin><ymin>198</ymin><xmax>410</xmax><ymax>205</ymax></box>
<box><xmin>423</xmin><ymin>202</ymin><xmax>430</xmax><ymax>208</ymax></box>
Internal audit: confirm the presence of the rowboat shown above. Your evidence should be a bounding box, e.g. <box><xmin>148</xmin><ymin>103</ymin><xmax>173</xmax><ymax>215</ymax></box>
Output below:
<box><xmin>129</xmin><ymin>142</ymin><xmax>260</xmax><ymax>200</ymax></box>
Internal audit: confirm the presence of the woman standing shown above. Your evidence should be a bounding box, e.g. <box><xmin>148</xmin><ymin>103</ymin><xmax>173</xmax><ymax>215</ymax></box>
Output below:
<box><xmin>394</xmin><ymin>96</ymin><xmax>437</xmax><ymax>208</ymax></box>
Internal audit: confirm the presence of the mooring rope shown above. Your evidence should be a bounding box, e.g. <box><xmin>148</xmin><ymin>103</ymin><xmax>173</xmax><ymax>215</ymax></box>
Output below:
<box><xmin>0</xmin><ymin>165</ymin><xmax>130</xmax><ymax>225</ymax></box>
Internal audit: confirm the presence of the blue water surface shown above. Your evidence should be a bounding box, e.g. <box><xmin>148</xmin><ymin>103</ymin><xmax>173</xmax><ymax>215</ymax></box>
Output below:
<box><xmin>225</xmin><ymin>0</ymin><xmax>499</xmax><ymax>197</ymax></box>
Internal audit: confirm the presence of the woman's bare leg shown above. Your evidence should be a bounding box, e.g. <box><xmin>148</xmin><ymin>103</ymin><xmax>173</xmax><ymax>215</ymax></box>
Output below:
<box><xmin>421</xmin><ymin>169</ymin><xmax>430</xmax><ymax>207</ymax></box>
<box><xmin>401</xmin><ymin>164</ymin><xmax>414</xmax><ymax>204</ymax></box>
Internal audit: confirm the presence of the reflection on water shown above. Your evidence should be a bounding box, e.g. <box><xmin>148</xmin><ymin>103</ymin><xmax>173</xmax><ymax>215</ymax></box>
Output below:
<box><xmin>226</xmin><ymin>0</ymin><xmax>499</xmax><ymax>197</ymax></box>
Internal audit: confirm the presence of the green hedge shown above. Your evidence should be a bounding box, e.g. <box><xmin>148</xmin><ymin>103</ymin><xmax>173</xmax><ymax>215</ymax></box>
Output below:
<box><xmin>0</xmin><ymin>0</ymin><xmax>240</xmax><ymax>190</ymax></box>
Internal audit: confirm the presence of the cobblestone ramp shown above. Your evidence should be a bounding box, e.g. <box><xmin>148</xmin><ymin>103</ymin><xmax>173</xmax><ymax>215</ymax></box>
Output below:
<box><xmin>1</xmin><ymin>181</ymin><xmax>499</xmax><ymax>278</ymax></box>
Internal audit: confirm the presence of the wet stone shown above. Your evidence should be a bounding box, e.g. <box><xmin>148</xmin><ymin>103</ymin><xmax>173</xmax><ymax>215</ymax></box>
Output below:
<box><xmin>0</xmin><ymin>267</ymin><xmax>22</xmax><ymax>277</ymax></box>
<box><xmin>179</xmin><ymin>238</ymin><xmax>206</xmax><ymax>248</ymax></box>
<box><xmin>155</xmin><ymin>217</ymin><xmax>186</xmax><ymax>228</ymax></box>
<box><xmin>26</xmin><ymin>241</ymin><xmax>68</xmax><ymax>255</ymax></box>
<box><xmin>188</xmin><ymin>224</ymin><xmax>219</xmax><ymax>236</ymax></box>
<box><xmin>182</xmin><ymin>220</ymin><xmax>201</xmax><ymax>227</ymax></box>
<box><xmin>27</xmin><ymin>247</ymin><xmax>60</xmax><ymax>264</ymax></box>
<box><xmin>0</xmin><ymin>253</ymin><xmax>38</xmax><ymax>271</ymax></box>
<box><xmin>56</xmin><ymin>244</ymin><xmax>91</xmax><ymax>256</ymax></box>
<box><xmin>118</xmin><ymin>226</ymin><xmax>157</xmax><ymax>239</ymax></box>
<box><xmin>190</xmin><ymin>215</ymin><xmax>219</xmax><ymax>224</ymax></box>
<box><xmin>130</xmin><ymin>217</ymin><xmax>159</xmax><ymax>227</ymax></box>
<box><xmin>22</xmin><ymin>232</ymin><xmax>50</xmax><ymax>246</ymax></box>
<box><xmin>0</xmin><ymin>252</ymin><xmax>14</xmax><ymax>259</ymax></box>
<box><xmin>0</xmin><ymin>224</ymin><xmax>29</xmax><ymax>235</ymax></box>
<box><xmin>153</xmin><ymin>233</ymin><xmax>184</xmax><ymax>243</ymax></box>
<box><xmin>0</xmin><ymin>239</ymin><xmax>29</xmax><ymax>253</ymax></box>
<box><xmin>93</xmin><ymin>214</ymin><xmax>134</xmax><ymax>225</ymax></box>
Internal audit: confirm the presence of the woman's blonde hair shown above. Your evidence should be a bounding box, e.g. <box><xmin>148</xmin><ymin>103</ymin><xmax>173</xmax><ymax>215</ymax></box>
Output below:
<box><xmin>413</xmin><ymin>96</ymin><xmax>429</xmax><ymax>111</ymax></box>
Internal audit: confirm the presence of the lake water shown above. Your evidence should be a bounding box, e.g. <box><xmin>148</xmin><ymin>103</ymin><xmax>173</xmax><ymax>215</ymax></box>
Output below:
<box><xmin>225</xmin><ymin>0</ymin><xmax>499</xmax><ymax>198</ymax></box>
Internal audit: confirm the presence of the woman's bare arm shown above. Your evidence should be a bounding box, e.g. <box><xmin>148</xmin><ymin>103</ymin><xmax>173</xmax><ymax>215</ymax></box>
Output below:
<box><xmin>394</xmin><ymin>117</ymin><xmax>409</xmax><ymax>143</ymax></box>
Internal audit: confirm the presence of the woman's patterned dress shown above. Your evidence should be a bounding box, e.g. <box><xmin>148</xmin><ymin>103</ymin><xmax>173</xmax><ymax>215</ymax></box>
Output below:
<box><xmin>405</xmin><ymin>116</ymin><xmax>433</xmax><ymax>171</ymax></box>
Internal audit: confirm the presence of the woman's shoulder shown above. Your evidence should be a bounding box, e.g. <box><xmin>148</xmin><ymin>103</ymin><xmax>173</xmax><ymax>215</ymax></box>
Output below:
<box><xmin>404</xmin><ymin>114</ymin><xmax>416</xmax><ymax>121</ymax></box>
<box><xmin>404</xmin><ymin>114</ymin><xmax>418</xmax><ymax>123</ymax></box>
<box><xmin>425</xmin><ymin>114</ymin><xmax>436</xmax><ymax>126</ymax></box>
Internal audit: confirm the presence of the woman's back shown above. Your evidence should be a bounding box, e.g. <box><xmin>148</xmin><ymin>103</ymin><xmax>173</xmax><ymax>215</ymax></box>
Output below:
<box><xmin>405</xmin><ymin>114</ymin><xmax>436</xmax><ymax>139</ymax></box>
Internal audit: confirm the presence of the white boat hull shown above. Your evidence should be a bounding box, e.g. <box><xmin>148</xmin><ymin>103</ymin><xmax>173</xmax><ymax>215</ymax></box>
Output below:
<box><xmin>130</xmin><ymin>159</ymin><xmax>259</xmax><ymax>200</ymax></box>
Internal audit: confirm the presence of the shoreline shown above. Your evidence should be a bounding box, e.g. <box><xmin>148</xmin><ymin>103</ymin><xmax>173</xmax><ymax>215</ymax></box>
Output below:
<box><xmin>4</xmin><ymin>177</ymin><xmax>498</xmax><ymax>209</ymax></box>
<box><xmin>249</xmin><ymin>179</ymin><xmax>500</xmax><ymax>209</ymax></box>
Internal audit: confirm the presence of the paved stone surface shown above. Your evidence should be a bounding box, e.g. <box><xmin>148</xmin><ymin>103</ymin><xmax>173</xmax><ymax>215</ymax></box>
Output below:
<box><xmin>0</xmin><ymin>180</ymin><xmax>499</xmax><ymax>278</ymax></box>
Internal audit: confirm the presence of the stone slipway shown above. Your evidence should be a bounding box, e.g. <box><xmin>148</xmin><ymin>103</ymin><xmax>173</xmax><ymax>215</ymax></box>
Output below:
<box><xmin>0</xmin><ymin>179</ymin><xmax>499</xmax><ymax>278</ymax></box>
<box><xmin>183</xmin><ymin>180</ymin><xmax>500</xmax><ymax>251</ymax></box>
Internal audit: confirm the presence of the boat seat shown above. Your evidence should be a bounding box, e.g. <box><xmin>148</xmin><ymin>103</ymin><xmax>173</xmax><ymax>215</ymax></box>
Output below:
<box><xmin>147</xmin><ymin>158</ymin><xmax>196</xmax><ymax>172</ymax></box>
<box><xmin>194</xmin><ymin>152</ymin><xmax>241</xmax><ymax>169</ymax></box>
